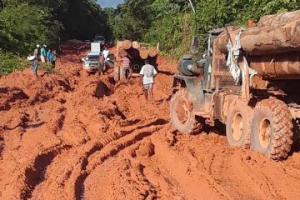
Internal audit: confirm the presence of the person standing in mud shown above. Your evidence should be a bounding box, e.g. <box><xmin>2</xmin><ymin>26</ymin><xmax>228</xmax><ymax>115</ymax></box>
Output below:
<box><xmin>47</xmin><ymin>49</ymin><xmax>56</xmax><ymax>68</ymax></box>
<box><xmin>31</xmin><ymin>44</ymin><xmax>40</xmax><ymax>76</ymax></box>
<box><xmin>40</xmin><ymin>44</ymin><xmax>47</xmax><ymax>63</ymax></box>
<box><xmin>139</xmin><ymin>60</ymin><xmax>157</xmax><ymax>100</ymax></box>
<box><xmin>120</xmin><ymin>51</ymin><xmax>130</xmax><ymax>80</ymax></box>
<box><xmin>103</xmin><ymin>46</ymin><xmax>110</xmax><ymax>61</ymax></box>
<box><xmin>98</xmin><ymin>53</ymin><xmax>105</xmax><ymax>75</ymax></box>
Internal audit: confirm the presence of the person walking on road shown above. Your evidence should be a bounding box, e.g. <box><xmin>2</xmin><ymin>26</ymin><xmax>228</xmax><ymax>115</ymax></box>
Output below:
<box><xmin>31</xmin><ymin>44</ymin><xmax>40</xmax><ymax>76</ymax></box>
<box><xmin>102</xmin><ymin>47</ymin><xmax>110</xmax><ymax>61</ymax></box>
<box><xmin>139</xmin><ymin>60</ymin><xmax>157</xmax><ymax>100</ymax></box>
<box><xmin>98</xmin><ymin>54</ymin><xmax>105</xmax><ymax>75</ymax></box>
<box><xmin>120</xmin><ymin>51</ymin><xmax>130</xmax><ymax>80</ymax></box>
<box><xmin>40</xmin><ymin>44</ymin><xmax>47</xmax><ymax>63</ymax></box>
<box><xmin>47</xmin><ymin>49</ymin><xmax>56</xmax><ymax>68</ymax></box>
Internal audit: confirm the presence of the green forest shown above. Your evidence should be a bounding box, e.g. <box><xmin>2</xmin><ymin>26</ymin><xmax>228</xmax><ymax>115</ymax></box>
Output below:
<box><xmin>0</xmin><ymin>0</ymin><xmax>299</xmax><ymax>75</ymax></box>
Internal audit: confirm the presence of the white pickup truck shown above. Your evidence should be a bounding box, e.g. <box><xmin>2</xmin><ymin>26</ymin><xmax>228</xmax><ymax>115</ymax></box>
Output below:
<box><xmin>82</xmin><ymin>42</ymin><xmax>102</xmax><ymax>73</ymax></box>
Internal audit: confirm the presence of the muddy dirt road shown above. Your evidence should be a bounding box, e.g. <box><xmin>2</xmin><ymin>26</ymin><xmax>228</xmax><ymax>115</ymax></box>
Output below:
<box><xmin>1</xmin><ymin>50</ymin><xmax>300</xmax><ymax>200</ymax></box>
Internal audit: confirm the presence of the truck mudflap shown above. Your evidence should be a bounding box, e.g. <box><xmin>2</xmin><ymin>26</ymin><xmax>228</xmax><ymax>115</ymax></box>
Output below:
<box><xmin>173</xmin><ymin>74</ymin><xmax>205</xmax><ymax>112</ymax></box>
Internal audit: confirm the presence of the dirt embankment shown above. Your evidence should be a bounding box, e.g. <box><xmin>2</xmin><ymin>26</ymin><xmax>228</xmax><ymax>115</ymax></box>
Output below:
<box><xmin>1</xmin><ymin>49</ymin><xmax>300</xmax><ymax>200</ymax></box>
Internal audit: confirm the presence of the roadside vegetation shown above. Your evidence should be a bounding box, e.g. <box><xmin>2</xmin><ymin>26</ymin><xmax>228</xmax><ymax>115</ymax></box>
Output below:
<box><xmin>0</xmin><ymin>0</ymin><xmax>110</xmax><ymax>75</ymax></box>
<box><xmin>110</xmin><ymin>0</ymin><xmax>300</xmax><ymax>56</ymax></box>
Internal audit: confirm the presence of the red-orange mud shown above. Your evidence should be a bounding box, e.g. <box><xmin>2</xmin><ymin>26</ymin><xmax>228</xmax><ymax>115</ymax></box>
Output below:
<box><xmin>1</xmin><ymin>48</ymin><xmax>300</xmax><ymax>200</ymax></box>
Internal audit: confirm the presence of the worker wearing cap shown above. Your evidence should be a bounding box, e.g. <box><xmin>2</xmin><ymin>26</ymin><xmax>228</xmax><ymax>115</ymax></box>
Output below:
<box><xmin>139</xmin><ymin>60</ymin><xmax>157</xmax><ymax>100</ymax></box>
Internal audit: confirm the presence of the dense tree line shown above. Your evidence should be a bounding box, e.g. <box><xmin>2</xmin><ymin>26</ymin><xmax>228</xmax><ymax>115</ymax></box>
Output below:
<box><xmin>0</xmin><ymin>0</ymin><xmax>111</xmax><ymax>75</ymax></box>
<box><xmin>109</xmin><ymin>0</ymin><xmax>300</xmax><ymax>56</ymax></box>
<box><xmin>0</xmin><ymin>0</ymin><xmax>111</xmax><ymax>54</ymax></box>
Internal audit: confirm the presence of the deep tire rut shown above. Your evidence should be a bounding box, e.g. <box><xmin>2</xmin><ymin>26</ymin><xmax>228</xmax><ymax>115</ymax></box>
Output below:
<box><xmin>21</xmin><ymin>144</ymin><xmax>71</xmax><ymax>200</ymax></box>
<box><xmin>75</xmin><ymin>125</ymin><xmax>164</xmax><ymax>199</ymax></box>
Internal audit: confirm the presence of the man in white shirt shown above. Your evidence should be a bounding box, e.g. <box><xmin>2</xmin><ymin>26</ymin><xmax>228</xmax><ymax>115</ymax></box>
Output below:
<box><xmin>139</xmin><ymin>60</ymin><xmax>158</xmax><ymax>100</ymax></box>
<box><xmin>102</xmin><ymin>47</ymin><xmax>110</xmax><ymax>61</ymax></box>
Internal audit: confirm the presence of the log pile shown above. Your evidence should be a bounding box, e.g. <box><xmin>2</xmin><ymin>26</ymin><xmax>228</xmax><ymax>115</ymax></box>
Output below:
<box><xmin>215</xmin><ymin>10</ymin><xmax>300</xmax><ymax>56</ymax></box>
<box><xmin>214</xmin><ymin>10</ymin><xmax>300</xmax><ymax>79</ymax></box>
<box><xmin>116</xmin><ymin>40</ymin><xmax>160</xmax><ymax>73</ymax></box>
<box><xmin>117</xmin><ymin>40</ymin><xmax>159</xmax><ymax>60</ymax></box>
<box><xmin>257</xmin><ymin>10</ymin><xmax>300</xmax><ymax>27</ymax></box>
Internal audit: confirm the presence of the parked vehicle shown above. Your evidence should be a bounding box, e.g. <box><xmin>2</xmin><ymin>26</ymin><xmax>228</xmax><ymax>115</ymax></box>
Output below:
<box><xmin>170</xmin><ymin>10</ymin><xmax>300</xmax><ymax>160</ymax></box>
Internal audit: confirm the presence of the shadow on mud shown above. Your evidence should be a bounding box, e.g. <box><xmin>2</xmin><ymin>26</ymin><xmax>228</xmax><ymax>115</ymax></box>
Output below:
<box><xmin>158</xmin><ymin>70</ymin><xmax>174</xmax><ymax>76</ymax></box>
<box><xmin>95</xmin><ymin>81</ymin><xmax>112</xmax><ymax>98</ymax></box>
<box><xmin>292</xmin><ymin>120</ymin><xmax>300</xmax><ymax>153</ymax></box>
<box><xmin>192</xmin><ymin>117</ymin><xmax>226</xmax><ymax>136</ymax></box>
<box><xmin>138</xmin><ymin>119</ymin><xmax>168</xmax><ymax>130</ymax></box>
<box><xmin>0</xmin><ymin>87</ymin><xmax>29</xmax><ymax>111</ymax></box>
<box><xmin>22</xmin><ymin>145</ymin><xmax>71</xmax><ymax>199</ymax></box>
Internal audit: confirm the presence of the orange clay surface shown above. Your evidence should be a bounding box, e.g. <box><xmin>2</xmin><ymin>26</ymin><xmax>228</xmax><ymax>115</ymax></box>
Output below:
<box><xmin>1</xmin><ymin>47</ymin><xmax>300</xmax><ymax>200</ymax></box>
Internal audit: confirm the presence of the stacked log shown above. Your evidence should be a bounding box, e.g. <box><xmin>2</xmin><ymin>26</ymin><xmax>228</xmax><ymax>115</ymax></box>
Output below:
<box><xmin>117</xmin><ymin>40</ymin><xmax>159</xmax><ymax>60</ymax></box>
<box><xmin>148</xmin><ymin>48</ymin><xmax>159</xmax><ymax>57</ymax></box>
<box><xmin>215</xmin><ymin>13</ymin><xmax>300</xmax><ymax>55</ymax></box>
<box><xmin>257</xmin><ymin>10</ymin><xmax>300</xmax><ymax>27</ymax></box>
<box><xmin>139</xmin><ymin>48</ymin><xmax>149</xmax><ymax>60</ymax></box>
<box><xmin>132</xmin><ymin>41</ymin><xmax>140</xmax><ymax>49</ymax></box>
<box><xmin>214</xmin><ymin>10</ymin><xmax>300</xmax><ymax>79</ymax></box>
<box><xmin>121</xmin><ymin>40</ymin><xmax>132</xmax><ymax>50</ymax></box>
<box><xmin>240</xmin><ymin>20</ymin><xmax>300</xmax><ymax>55</ymax></box>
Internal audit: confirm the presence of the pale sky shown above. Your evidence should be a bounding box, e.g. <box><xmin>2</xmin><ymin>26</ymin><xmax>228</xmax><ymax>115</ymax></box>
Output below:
<box><xmin>97</xmin><ymin>0</ymin><xmax>124</xmax><ymax>8</ymax></box>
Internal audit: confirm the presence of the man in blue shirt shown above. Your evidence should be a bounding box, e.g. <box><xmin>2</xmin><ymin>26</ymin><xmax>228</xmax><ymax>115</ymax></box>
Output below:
<box><xmin>40</xmin><ymin>44</ymin><xmax>47</xmax><ymax>63</ymax></box>
<box><xmin>47</xmin><ymin>49</ymin><xmax>56</xmax><ymax>68</ymax></box>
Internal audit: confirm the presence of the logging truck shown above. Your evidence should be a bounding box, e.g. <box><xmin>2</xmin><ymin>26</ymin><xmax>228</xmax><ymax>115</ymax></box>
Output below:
<box><xmin>114</xmin><ymin>40</ymin><xmax>159</xmax><ymax>82</ymax></box>
<box><xmin>170</xmin><ymin>10</ymin><xmax>300</xmax><ymax>160</ymax></box>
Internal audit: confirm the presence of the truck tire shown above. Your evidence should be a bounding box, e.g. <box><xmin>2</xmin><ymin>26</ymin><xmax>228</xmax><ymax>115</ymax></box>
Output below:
<box><xmin>170</xmin><ymin>89</ymin><xmax>201</xmax><ymax>134</ymax></box>
<box><xmin>226</xmin><ymin>100</ymin><xmax>252</xmax><ymax>148</ymax></box>
<box><xmin>251</xmin><ymin>98</ymin><xmax>293</xmax><ymax>160</ymax></box>
<box><xmin>114</xmin><ymin>66</ymin><xmax>120</xmax><ymax>82</ymax></box>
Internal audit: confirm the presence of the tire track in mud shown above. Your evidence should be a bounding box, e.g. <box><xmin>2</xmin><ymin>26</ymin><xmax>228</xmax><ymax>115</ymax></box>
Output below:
<box><xmin>152</xmin><ymin>136</ymin><xmax>234</xmax><ymax>200</ymax></box>
<box><xmin>29</xmin><ymin>141</ymin><xmax>102</xmax><ymax>200</ymax></box>
<box><xmin>75</xmin><ymin>125</ymin><xmax>164</xmax><ymax>200</ymax></box>
<box><xmin>27</xmin><ymin>118</ymin><xmax>166</xmax><ymax>200</ymax></box>
<box><xmin>183</xmin><ymin>136</ymin><xmax>300</xmax><ymax>200</ymax></box>
<box><xmin>20</xmin><ymin>144</ymin><xmax>71</xmax><ymax>200</ymax></box>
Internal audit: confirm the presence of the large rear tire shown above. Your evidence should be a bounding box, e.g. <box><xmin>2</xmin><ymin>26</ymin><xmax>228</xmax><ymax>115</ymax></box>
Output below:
<box><xmin>226</xmin><ymin>100</ymin><xmax>252</xmax><ymax>148</ymax></box>
<box><xmin>170</xmin><ymin>89</ymin><xmax>201</xmax><ymax>134</ymax></box>
<box><xmin>251</xmin><ymin>98</ymin><xmax>293</xmax><ymax>160</ymax></box>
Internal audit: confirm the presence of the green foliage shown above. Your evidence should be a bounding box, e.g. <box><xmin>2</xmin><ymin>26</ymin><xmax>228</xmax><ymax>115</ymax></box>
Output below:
<box><xmin>0</xmin><ymin>0</ymin><xmax>111</xmax><ymax>75</ymax></box>
<box><xmin>110</xmin><ymin>0</ymin><xmax>300</xmax><ymax>56</ymax></box>
<box><xmin>1</xmin><ymin>0</ymin><xmax>300</xmax><ymax>75</ymax></box>
<box><xmin>0</xmin><ymin>3</ymin><xmax>61</xmax><ymax>55</ymax></box>
<box><xmin>59</xmin><ymin>0</ymin><xmax>110</xmax><ymax>40</ymax></box>
<box><xmin>112</xmin><ymin>0</ymin><xmax>154</xmax><ymax>40</ymax></box>
<box><xmin>0</xmin><ymin>50</ymin><xmax>28</xmax><ymax>75</ymax></box>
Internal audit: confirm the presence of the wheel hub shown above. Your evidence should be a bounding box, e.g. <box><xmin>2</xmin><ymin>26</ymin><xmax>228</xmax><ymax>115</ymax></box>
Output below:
<box><xmin>231</xmin><ymin>113</ymin><xmax>243</xmax><ymax>141</ymax></box>
<box><xmin>258</xmin><ymin>118</ymin><xmax>271</xmax><ymax>148</ymax></box>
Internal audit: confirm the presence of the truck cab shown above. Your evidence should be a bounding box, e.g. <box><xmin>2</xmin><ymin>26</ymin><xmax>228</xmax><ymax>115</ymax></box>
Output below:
<box><xmin>82</xmin><ymin>42</ymin><xmax>102</xmax><ymax>73</ymax></box>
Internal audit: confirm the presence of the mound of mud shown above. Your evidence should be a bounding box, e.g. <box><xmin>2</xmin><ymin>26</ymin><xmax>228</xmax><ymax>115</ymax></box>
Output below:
<box><xmin>1</xmin><ymin>49</ymin><xmax>300</xmax><ymax>200</ymax></box>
